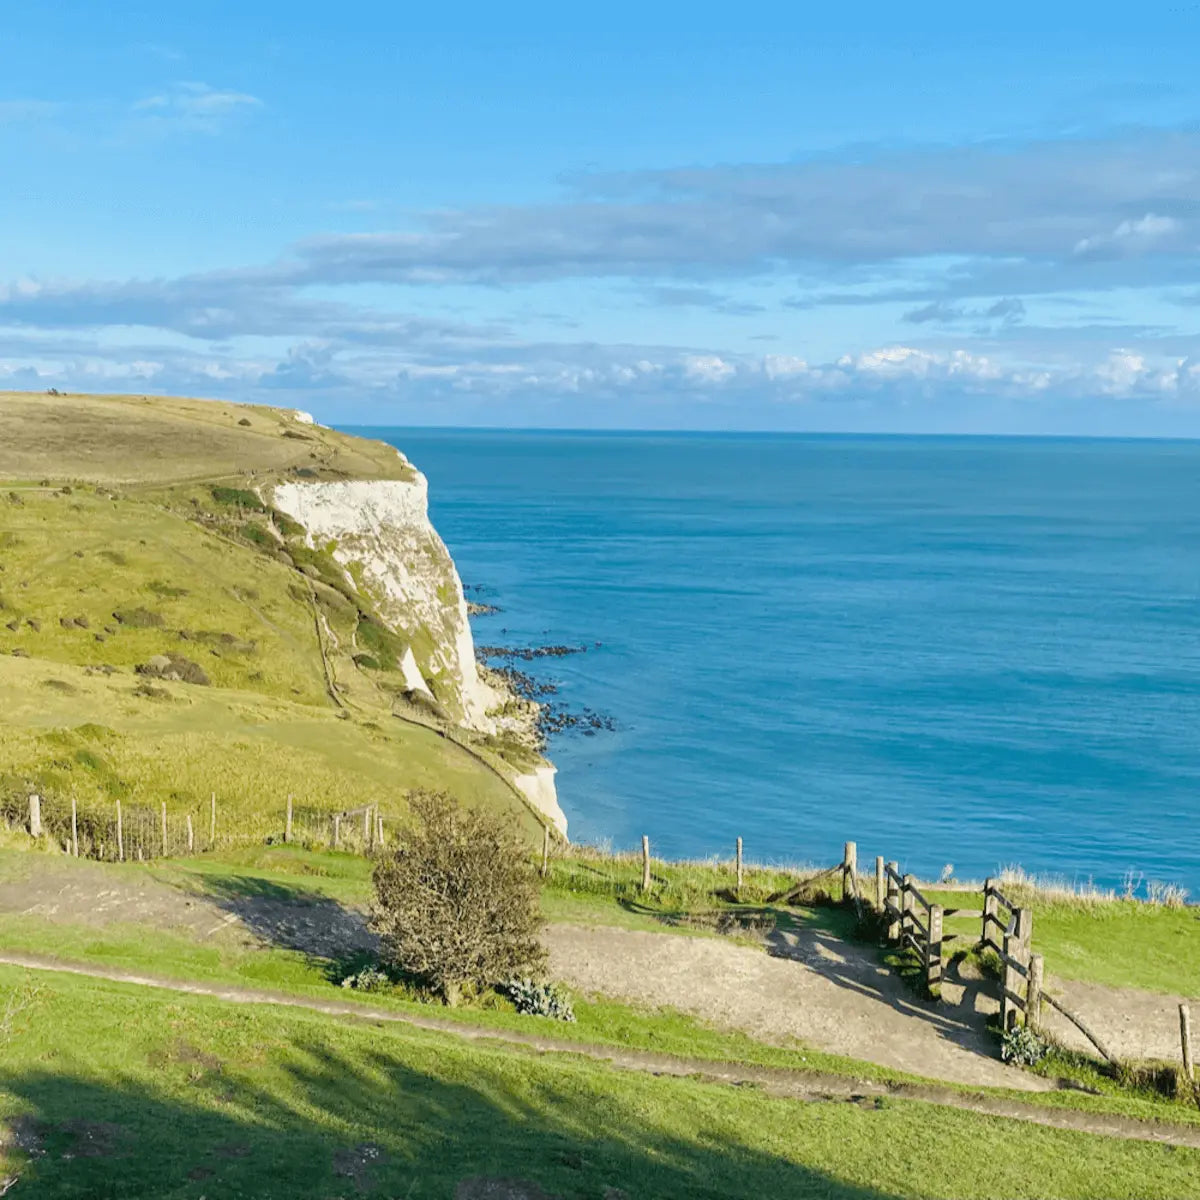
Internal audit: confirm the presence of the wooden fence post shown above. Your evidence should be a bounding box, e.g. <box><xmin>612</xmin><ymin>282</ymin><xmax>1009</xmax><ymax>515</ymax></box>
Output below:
<box><xmin>736</xmin><ymin>837</ymin><xmax>743</xmax><ymax>894</ymax></box>
<box><xmin>1001</xmin><ymin>907</ymin><xmax>1029</xmax><ymax>1031</ymax></box>
<box><xmin>71</xmin><ymin>795</ymin><xmax>79</xmax><ymax>857</ymax></box>
<box><xmin>285</xmin><ymin>795</ymin><xmax>293</xmax><ymax>844</ymax></box>
<box><xmin>641</xmin><ymin>835</ymin><xmax>651</xmax><ymax>892</ymax></box>
<box><xmin>926</xmin><ymin>904</ymin><xmax>944</xmax><ymax>995</ymax></box>
<box><xmin>210</xmin><ymin>793</ymin><xmax>216</xmax><ymax>846</ymax></box>
<box><xmin>982</xmin><ymin>878</ymin><xmax>997</xmax><ymax>949</ymax></box>
<box><xmin>886</xmin><ymin>862</ymin><xmax>899</xmax><ymax>940</ymax></box>
<box><xmin>875</xmin><ymin>855</ymin><xmax>885</xmax><ymax>911</ymax></box>
<box><xmin>186</xmin><ymin>814</ymin><xmax>194</xmax><ymax>854</ymax></box>
<box><xmin>1027</xmin><ymin>953</ymin><xmax>1045</xmax><ymax>1032</ymax></box>
<box><xmin>161</xmin><ymin>802</ymin><xmax>168</xmax><ymax>857</ymax></box>
<box><xmin>332</xmin><ymin>813</ymin><xmax>341</xmax><ymax>850</ymax></box>
<box><xmin>116</xmin><ymin>799</ymin><xmax>123</xmax><ymax>862</ymax></box>
<box><xmin>541</xmin><ymin>824</ymin><xmax>550</xmax><ymax>878</ymax></box>
<box><xmin>363</xmin><ymin>806</ymin><xmax>371</xmax><ymax>850</ymax></box>
<box><xmin>900</xmin><ymin>874</ymin><xmax>914</xmax><ymax>944</ymax></box>
<box><xmin>843</xmin><ymin>841</ymin><xmax>857</xmax><ymax>901</ymax></box>
<box><xmin>376</xmin><ymin>812</ymin><xmax>384</xmax><ymax>849</ymax></box>
<box><xmin>28</xmin><ymin>794</ymin><xmax>41</xmax><ymax>838</ymax></box>
<box><xmin>1180</xmin><ymin>1004</ymin><xmax>1195</xmax><ymax>1092</ymax></box>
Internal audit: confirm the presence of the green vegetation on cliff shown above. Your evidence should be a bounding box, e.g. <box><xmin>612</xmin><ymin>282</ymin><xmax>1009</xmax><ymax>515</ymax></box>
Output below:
<box><xmin>0</xmin><ymin>390</ymin><xmax>545</xmax><ymax>842</ymax></box>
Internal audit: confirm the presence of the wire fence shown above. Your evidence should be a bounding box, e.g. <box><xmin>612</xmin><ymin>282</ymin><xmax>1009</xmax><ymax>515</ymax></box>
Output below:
<box><xmin>0</xmin><ymin>790</ymin><xmax>388</xmax><ymax>862</ymax></box>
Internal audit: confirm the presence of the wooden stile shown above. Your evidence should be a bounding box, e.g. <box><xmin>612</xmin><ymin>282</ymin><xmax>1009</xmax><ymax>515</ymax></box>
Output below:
<box><xmin>885</xmin><ymin>861</ymin><xmax>899</xmax><ymax>939</ymax></box>
<box><xmin>874</xmin><ymin>856</ymin><xmax>884</xmax><ymax>911</ymax></box>
<box><xmin>926</xmin><ymin>904</ymin><xmax>944</xmax><ymax>993</ymax></box>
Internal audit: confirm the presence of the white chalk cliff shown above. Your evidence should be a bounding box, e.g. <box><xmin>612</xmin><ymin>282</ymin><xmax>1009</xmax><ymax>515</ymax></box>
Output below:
<box><xmin>271</xmin><ymin>463</ymin><xmax>566</xmax><ymax>835</ymax></box>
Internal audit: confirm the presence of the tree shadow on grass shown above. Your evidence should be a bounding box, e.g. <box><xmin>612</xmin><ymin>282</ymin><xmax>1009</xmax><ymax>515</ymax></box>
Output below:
<box><xmin>0</xmin><ymin>1019</ymin><xmax>901</xmax><ymax>1199</ymax></box>
<box><xmin>188</xmin><ymin>871</ymin><xmax>377</xmax><ymax>973</ymax></box>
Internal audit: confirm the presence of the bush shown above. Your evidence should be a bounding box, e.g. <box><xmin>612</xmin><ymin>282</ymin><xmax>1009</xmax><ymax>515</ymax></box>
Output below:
<box><xmin>1000</xmin><ymin>1024</ymin><xmax>1048</xmax><ymax>1066</ymax></box>
<box><xmin>504</xmin><ymin>978</ymin><xmax>576</xmax><ymax>1022</ymax></box>
<box><xmin>370</xmin><ymin>791</ymin><xmax>545</xmax><ymax>1005</ymax></box>
<box><xmin>340</xmin><ymin>966</ymin><xmax>390</xmax><ymax>993</ymax></box>
<box><xmin>209</xmin><ymin>486</ymin><xmax>265</xmax><ymax>511</ymax></box>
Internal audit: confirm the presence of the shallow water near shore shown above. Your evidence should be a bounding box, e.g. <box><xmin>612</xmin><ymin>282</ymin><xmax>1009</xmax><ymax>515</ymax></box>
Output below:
<box><xmin>354</xmin><ymin>429</ymin><xmax>1200</xmax><ymax>893</ymax></box>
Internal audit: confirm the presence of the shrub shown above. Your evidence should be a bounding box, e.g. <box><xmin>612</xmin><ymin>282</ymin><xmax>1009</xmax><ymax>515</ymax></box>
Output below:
<box><xmin>1000</xmin><ymin>1024</ymin><xmax>1048</xmax><ymax>1066</ymax></box>
<box><xmin>504</xmin><ymin>978</ymin><xmax>576</xmax><ymax>1022</ymax></box>
<box><xmin>340</xmin><ymin>966</ymin><xmax>390</xmax><ymax>993</ymax></box>
<box><xmin>370</xmin><ymin>790</ymin><xmax>545</xmax><ymax>1005</ymax></box>
<box><xmin>209</xmin><ymin>486</ymin><xmax>265</xmax><ymax>512</ymax></box>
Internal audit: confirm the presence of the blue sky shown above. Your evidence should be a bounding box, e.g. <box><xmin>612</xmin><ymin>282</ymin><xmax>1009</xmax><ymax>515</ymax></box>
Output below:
<box><xmin>4</xmin><ymin>3</ymin><xmax>1200</xmax><ymax>433</ymax></box>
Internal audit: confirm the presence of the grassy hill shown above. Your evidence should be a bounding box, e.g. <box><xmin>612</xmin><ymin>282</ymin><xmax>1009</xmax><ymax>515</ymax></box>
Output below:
<box><xmin>0</xmin><ymin>390</ymin><xmax>544</xmax><ymax>846</ymax></box>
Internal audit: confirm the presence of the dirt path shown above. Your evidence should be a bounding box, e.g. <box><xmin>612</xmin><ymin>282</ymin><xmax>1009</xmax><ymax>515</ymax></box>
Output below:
<box><xmin>546</xmin><ymin>923</ymin><xmax>1043</xmax><ymax>1092</ymax></box>
<box><xmin>1047</xmin><ymin>978</ymin><xmax>1197</xmax><ymax>1063</ymax></box>
<box><xmin>3</xmin><ymin>949</ymin><xmax>1200</xmax><ymax>1151</ymax></box>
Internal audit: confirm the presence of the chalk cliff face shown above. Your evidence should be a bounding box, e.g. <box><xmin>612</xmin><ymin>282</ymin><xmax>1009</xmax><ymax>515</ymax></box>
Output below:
<box><xmin>271</xmin><ymin>461</ymin><xmax>566</xmax><ymax>835</ymax></box>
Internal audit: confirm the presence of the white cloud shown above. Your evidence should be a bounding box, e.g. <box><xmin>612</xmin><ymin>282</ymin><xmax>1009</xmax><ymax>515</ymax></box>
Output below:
<box><xmin>130</xmin><ymin>82</ymin><xmax>261</xmax><ymax>135</ymax></box>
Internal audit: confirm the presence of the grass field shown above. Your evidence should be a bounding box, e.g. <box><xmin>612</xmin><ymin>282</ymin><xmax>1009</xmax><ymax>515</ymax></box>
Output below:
<box><xmin>0</xmin><ymin>390</ymin><xmax>413</xmax><ymax>487</ymax></box>
<box><xmin>2</xmin><ymin>967</ymin><xmax>1200</xmax><ymax>1199</ymax></box>
<box><xmin>0</xmin><ymin>844</ymin><xmax>1197</xmax><ymax>1132</ymax></box>
<box><xmin>0</xmin><ymin>390</ymin><xmax>547</xmax><ymax>844</ymax></box>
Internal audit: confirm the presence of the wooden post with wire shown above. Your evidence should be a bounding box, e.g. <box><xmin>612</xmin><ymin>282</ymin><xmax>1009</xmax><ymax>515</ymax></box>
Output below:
<box><xmin>1027</xmin><ymin>953</ymin><xmax>1045</xmax><ymax>1032</ymax></box>
<box><xmin>736</xmin><ymin>837</ymin><xmax>744</xmax><ymax>894</ymax></box>
<box><xmin>926</xmin><ymin>903</ymin><xmax>944</xmax><ymax>994</ymax></box>
<box><xmin>210</xmin><ymin>792</ymin><xmax>216</xmax><ymax>846</ymax></box>
<box><xmin>641</xmin><ymin>835</ymin><xmax>651</xmax><ymax>892</ymax></box>
<box><xmin>28</xmin><ymin>794</ymin><xmax>41</xmax><ymax>839</ymax></box>
<box><xmin>285</xmin><ymin>795</ymin><xmax>293</xmax><ymax>843</ymax></box>
<box><xmin>842</xmin><ymin>841</ymin><xmax>857</xmax><ymax>902</ymax></box>
<box><xmin>186</xmin><ymin>814</ymin><xmax>194</xmax><ymax>854</ymax></box>
<box><xmin>116</xmin><ymin>799</ymin><xmax>124</xmax><ymax>862</ymax></box>
<box><xmin>161</xmin><ymin>802</ymin><xmax>168</xmax><ymax>857</ymax></box>
<box><xmin>332</xmin><ymin>813</ymin><xmax>341</xmax><ymax>850</ymax></box>
<box><xmin>1181</xmin><ymin>1004</ymin><xmax>1196</xmax><ymax>1105</ymax></box>
<box><xmin>541</xmin><ymin>824</ymin><xmax>550</xmax><ymax>878</ymax></box>
<box><xmin>71</xmin><ymin>795</ymin><xmax>79</xmax><ymax>857</ymax></box>
<box><xmin>875</xmin><ymin>855</ymin><xmax>885</xmax><ymax>911</ymax></box>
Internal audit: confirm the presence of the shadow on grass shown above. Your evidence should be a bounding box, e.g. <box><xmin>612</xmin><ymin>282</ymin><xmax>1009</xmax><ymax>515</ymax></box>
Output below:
<box><xmin>190</xmin><ymin>871</ymin><xmax>377</xmax><ymax>972</ymax></box>
<box><xmin>0</xmin><ymin>1035</ymin><xmax>899</xmax><ymax>1199</ymax></box>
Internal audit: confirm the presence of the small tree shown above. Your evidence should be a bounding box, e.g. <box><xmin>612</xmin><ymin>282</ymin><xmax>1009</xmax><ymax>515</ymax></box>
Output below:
<box><xmin>370</xmin><ymin>790</ymin><xmax>545</xmax><ymax>1005</ymax></box>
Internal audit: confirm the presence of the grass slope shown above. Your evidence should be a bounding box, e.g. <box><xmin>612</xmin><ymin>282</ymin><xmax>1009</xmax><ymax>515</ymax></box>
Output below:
<box><xmin>3</xmin><ymin>967</ymin><xmax>1200</xmax><ymax>1199</ymax></box>
<box><xmin>0</xmin><ymin>392</ymin><xmax>542</xmax><ymax>842</ymax></box>
<box><xmin>0</xmin><ymin>390</ymin><xmax>412</xmax><ymax>486</ymax></box>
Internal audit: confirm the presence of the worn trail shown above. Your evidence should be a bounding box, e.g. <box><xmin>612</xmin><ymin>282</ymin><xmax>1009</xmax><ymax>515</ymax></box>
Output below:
<box><xmin>3</xmin><ymin>950</ymin><xmax>1200</xmax><ymax>1150</ymax></box>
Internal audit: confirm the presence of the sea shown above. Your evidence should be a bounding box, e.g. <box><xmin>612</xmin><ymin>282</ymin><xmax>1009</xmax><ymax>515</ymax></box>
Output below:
<box><xmin>355</xmin><ymin>429</ymin><xmax>1200</xmax><ymax>894</ymax></box>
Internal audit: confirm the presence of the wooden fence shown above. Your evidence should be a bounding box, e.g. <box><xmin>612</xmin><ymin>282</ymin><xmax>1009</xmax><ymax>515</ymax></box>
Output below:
<box><xmin>3</xmin><ymin>791</ymin><xmax>390</xmax><ymax>863</ymax></box>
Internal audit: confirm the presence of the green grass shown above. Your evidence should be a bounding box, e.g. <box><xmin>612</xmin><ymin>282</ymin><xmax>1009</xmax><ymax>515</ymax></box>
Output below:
<box><xmin>918</xmin><ymin>886</ymin><xmax>1200</xmax><ymax>996</ymax></box>
<box><xmin>0</xmin><ymin>390</ymin><xmax>414</xmax><ymax>487</ymax></box>
<box><xmin>2</xmin><ymin>967</ymin><xmax>1200</xmax><ymax>1199</ymax></box>
<box><xmin>1</xmin><ymin>846</ymin><xmax>1197</xmax><ymax>1132</ymax></box>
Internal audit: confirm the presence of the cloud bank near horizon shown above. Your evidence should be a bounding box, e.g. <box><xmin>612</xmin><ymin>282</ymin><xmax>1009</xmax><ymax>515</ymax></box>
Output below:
<box><xmin>3</xmin><ymin>125</ymin><xmax>1200</xmax><ymax>431</ymax></box>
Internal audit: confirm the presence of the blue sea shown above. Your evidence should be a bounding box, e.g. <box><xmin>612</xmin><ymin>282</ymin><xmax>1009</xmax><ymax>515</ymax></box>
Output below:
<box><xmin>358</xmin><ymin>429</ymin><xmax>1200</xmax><ymax>893</ymax></box>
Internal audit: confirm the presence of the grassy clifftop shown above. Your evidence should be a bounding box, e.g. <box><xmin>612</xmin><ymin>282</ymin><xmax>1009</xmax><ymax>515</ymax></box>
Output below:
<box><xmin>0</xmin><ymin>390</ymin><xmax>413</xmax><ymax>486</ymax></box>
<box><xmin>0</xmin><ymin>390</ymin><xmax>544</xmax><ymax>844</ymax></box>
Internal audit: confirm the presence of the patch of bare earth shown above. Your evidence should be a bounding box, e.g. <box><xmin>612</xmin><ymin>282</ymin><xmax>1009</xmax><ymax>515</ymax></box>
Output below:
<box><xmin>1045</xmin><ymin>978</ymin><xmax>1197</xmax><ymax>1062</ymax></box>
<box><xmin>545</xmin><ymin>922</ymin><xmax>1049</xmax><ymax>1091</ymax></box>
